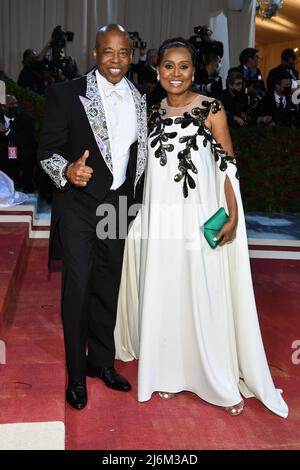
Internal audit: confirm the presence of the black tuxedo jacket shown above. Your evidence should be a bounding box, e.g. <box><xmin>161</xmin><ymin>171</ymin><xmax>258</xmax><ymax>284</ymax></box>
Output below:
<box><xmin>38</xmin><ymin>70</ymin><xmax>147</xmax><ymax>261</ymax></box>
<box><xmin>0</xmin><ymin>111</ymin><xmax>36</xmax><ymax>180</ymax></box>
<box><xmin>267</xmin><ymin>64</ymin><xmax>299</xmax><ymax>92</ymax></box>
<box><xmin>260</xmin><ymin>93</ymin><xmax>297</xmax><ymax>126</ymax></box>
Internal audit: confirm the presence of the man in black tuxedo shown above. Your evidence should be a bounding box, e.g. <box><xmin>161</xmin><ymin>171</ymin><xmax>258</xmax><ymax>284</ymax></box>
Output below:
<box><xmin>0</xmin><ymin>94</ymin><xmax>36</xmax><ymax>191</ymax></box>
<box><xmin>38</xmin><ymin>24</ymin><xmax>147</xmax><ymax>410</ymax></box>
<box><xmin>267</xmin><ymin>48</ymin><xmax>299</xmax><ymax>92</ymax></box>
<box><xmin>258</xmin><ymin>73</ymin><xmax>297</xmax><ymax>127</ymax></box>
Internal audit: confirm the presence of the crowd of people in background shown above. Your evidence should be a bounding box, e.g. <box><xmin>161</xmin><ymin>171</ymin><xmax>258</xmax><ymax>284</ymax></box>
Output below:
<box><xmin>138</xmin><ymin>26</ymin><xmax>300</xmax><ymax>129</ymax></box>
<box><xmin>0</xmin><ymin>24</ymin><xmax>299</xmax><ymax>196</ymax></box>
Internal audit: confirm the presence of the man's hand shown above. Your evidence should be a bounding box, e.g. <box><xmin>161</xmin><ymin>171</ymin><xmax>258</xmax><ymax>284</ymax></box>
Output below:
<box><xmin>66</xmin><ymin>150</ymin><xmax>93</xmax><ymax>187</ymax></box>
<box><xmin>259</xmin><ymin>115</ymin><xmax>272</xmax><ymax>124</ymax></box>
<box><xmin>0</xmin><ymin>123</ymin><xmax>6</xmax><ymax>133</ymax></box>
<box><xmin>234</xmin><ymin>116</ymin><xmax>245</xmax><ymax>127</ymax></box>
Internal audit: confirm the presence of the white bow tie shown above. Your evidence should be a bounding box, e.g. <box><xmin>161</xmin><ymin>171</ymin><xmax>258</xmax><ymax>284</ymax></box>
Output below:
<box><xmin>104</xmin><ymin>81</ymin><xmax>127</xmax><ymax>99</ymax></box>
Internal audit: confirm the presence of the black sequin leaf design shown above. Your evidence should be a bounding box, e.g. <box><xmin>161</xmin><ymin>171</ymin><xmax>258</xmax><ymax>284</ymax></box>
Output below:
<box><xmin>179</xmin><ymin>134</ymin><xmax>199</xmax><ymax>151</ymax></box>
<box><xmin>149</xmin><ymin>107</ymin><xmax>177</xmax><ymax>166</ymax></box>
<box><xmin>209</xmin><ymin>135</ymin><xmax>240</xmax><ymax>179</ymax></box>
<box><xmin>174</xmin><ymin>146</ymin><xmax>198</xmax><ymax>197</ymax></box>
<box><xmin>209</xmin><ymin>100</ymin><xmax>222</xmax><ymax>114</ymax></box>
<box><xmin>148</xmin><ymin>99</ymin><xmax>239</xmax><ymax>197</ymax></box>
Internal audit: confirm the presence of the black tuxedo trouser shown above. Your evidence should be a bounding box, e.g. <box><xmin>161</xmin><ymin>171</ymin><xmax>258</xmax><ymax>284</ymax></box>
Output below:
<box><xmin>59</xmin><ymin>181</ymin><xmax>129</xmax><ymax>383</ymax></box>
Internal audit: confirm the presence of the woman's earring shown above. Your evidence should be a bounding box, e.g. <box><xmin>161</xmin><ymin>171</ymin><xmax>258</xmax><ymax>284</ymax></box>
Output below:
<box><xmin>157</xmin><ymin>74</ymin><xmax>160</xmax><ymax>82</ymax></box>
<box><xmin>192</xmin><ymin>75</ymin><xmax>195</xmax><ymax>82</ymax></box>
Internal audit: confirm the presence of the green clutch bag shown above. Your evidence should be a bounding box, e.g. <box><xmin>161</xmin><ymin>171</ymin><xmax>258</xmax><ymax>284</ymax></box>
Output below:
<box><xmin>203</xmin><ymin>207</ymin><xmax>229</xmax><ymax>249</ymax></box>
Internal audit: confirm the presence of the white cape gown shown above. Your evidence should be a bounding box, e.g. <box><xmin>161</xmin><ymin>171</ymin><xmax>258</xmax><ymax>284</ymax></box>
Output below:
<box><xmin>114</xmin><ymin>111</ymin><xmax>288</xmax><ymax>418</ymax></box>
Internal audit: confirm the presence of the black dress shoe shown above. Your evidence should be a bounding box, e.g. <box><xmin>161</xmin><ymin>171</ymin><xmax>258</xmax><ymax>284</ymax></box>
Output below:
<box><xmin>66</xmin><ymin>381</ymin><xmax>87</xmax><ymax>410</ymax></box>
<box><xmin>86</xmin><ymin>364</ymin><xmax>131</xmax><ymax>392</ymax></box>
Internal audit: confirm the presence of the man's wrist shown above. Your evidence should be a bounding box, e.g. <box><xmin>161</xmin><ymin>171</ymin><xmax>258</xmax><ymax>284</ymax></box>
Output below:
<box><xmin>63</xmin><ymin>162</ymin><xmax>71</xmax><ymax>181</ymax></box>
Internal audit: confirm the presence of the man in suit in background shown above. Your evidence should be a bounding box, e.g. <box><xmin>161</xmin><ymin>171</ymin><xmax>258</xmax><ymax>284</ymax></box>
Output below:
<box><xmin>259</xmin><ymin>72</ymin><xmax>297</xmax><ymax>127</ymax></box>
<box><xmin>267</xmin><ymin>48</ymin><xmax>299</xmax><ymax>92</ymax></box>
<box><xmin>228</xmin><ymin>48</ymin><xmax>266</xmax><ymax>98</ymax></box>
<box><xmin>0</xmin><ymin>94</ymin><xmax>36</xmax><ymax>192</ymax></box>
<box><xmin>38</xmin><ymin>24</ymin><xmax>147</xmax><ymax>410</ymax></box>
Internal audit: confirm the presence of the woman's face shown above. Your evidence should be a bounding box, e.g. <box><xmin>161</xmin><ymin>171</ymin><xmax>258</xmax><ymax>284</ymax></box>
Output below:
<box><xmin>158</xmin><ymin>47</ymin><xmax>195</xmax><ymax>96</ymax></box>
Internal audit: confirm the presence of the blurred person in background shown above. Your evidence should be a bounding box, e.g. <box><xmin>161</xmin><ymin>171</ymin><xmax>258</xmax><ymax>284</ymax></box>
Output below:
<box><xmin>0</xmin><ymin>94</ymin><xmax>36</xmax><ymax>192</ymax></box>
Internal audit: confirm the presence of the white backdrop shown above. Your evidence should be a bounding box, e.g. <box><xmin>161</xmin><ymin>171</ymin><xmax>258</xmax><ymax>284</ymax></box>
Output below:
<box><xmin>0</xmin><ymin>0</ymin><xmax>255</xmax><ymax>82</ymax></box>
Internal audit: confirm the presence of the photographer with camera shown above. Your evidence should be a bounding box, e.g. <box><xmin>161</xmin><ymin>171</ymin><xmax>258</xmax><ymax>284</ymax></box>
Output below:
<box><xmin>18</xmin><ymin>43</ymin><xmax>52</xmax><ymax>95</ymax></box>
<box><xmin>43</xmin><ymin>26</ymin><xmax>80</xmax><ymax>83</ymax></box>
<box><xmin>0</xmin><ymin>94</ymin><xmax>36</xmax><ymax>191</ymax></box>
<box><xmin>189</xmin><ymin>25</ymin><xmax>224</xmax><ymax>74</ymax></box>
<box><xmin>138</xmin><ymin>48</ymin><xmax>165</xmax><ymax>107</ymax></box>
<box><xmin>126</xmin><ymin>31</ymin><xmax>147</xmax><ymax>84</ymax></box>
<box><xmin>193</xmin><ymin>51</ymin><xmax>223</xmax><ymax>100</ymax></box>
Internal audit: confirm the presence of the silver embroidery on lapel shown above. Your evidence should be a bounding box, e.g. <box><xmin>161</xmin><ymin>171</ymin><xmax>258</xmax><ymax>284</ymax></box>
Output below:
<box><xmin>82</xmin><ymin>71</ymin><xmax>113</xmax><ymax>174</ymax></box>
<box><xmin>128</xmin><ymin>81</ymin><xmax>147</xmax><ymax>195</ymax></box>
<box><xmin>40</xmin><ymin>153</ymin><xmax>68</xmax><ymax>189</ymax></box>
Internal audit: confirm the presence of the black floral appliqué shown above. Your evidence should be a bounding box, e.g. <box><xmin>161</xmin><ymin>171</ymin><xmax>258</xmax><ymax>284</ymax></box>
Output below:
<box><xmin>148</xmin><ymin>100</ymin><xmax>239</xmax><ymax>198</ymax></box>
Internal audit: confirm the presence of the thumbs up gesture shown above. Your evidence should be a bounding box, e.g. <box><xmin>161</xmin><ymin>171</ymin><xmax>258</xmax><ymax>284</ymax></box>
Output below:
<box><xmin>66</xmin><ymin>150</ymin><xmax>93</xmax><ymax>187</ymax></box>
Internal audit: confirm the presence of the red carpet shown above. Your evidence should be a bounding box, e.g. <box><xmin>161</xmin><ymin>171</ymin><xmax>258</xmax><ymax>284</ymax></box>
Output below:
<box><xmin>0</xmin><ymin>223</ymin><xmax>28</xmax><ymax>332</ymax></box>
<box><xmin>0</xmin><ymin>229</ymin><xmax>65</xmax><ymax>428</ymax></box>
<box><xmin>0</xmin><ymin>225</ymin><xmax>299</xmax><ymax>449</ymax></box>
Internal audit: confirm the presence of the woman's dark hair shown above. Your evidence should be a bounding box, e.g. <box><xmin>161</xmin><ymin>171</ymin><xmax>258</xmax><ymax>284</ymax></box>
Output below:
<box><xmin>157</xmin><ymin>37</ymin><xmax>197</xmax><ymax>67</ymax></box>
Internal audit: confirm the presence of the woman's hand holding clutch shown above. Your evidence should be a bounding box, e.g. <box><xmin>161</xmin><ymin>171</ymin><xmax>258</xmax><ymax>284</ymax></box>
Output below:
<box><xmin>215</xmin><ymin>217</ymin><xmax>237</xmax><ymax>246</ymax></box>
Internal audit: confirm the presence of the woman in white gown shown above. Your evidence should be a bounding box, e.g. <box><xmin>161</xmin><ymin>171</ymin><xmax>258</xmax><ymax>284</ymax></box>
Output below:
<box><xmin>115</xmin><ymin>38</ymin><xmax>288</xmax><ymax>418</ymax></box>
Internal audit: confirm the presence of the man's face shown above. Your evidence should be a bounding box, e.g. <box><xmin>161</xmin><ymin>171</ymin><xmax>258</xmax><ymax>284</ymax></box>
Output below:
<box><xmin>286</xmin><ymin>57</ymin><xmax>297</xmax><ymax>68</ymax></box>
<box><xmin>25</xmin><ymin>50</ymin><xmax>38</xmax><ymax>66</ymax></box>
<box><xmin>93</xmin><ymin>30</ymin><xmax>133</xmax><ymax>84</ymax></box>
<box><xmin>2</xmin><ymin>96</ymin><xmax>18</xmax><ymax>117</ymax></box>
<box><xmin>277</xmin><ymin>78</ymin><xmax>292</xmax><ymax>95</ymax></box>
<box><xmin>248</xmin><ymin>53</ymin><xmax>259</xmax><ymax>69</ymax></box>
<box><xmin>230</xmin><ymin>79</ymin><xmax>243</xmax><ymax>94</ymax></box>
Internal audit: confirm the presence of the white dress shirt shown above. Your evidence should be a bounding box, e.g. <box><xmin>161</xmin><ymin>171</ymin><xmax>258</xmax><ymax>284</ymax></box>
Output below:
<box><xmin>96</xmin><ymin>70</ymin><xmax>138</xmax><ymax>189</ymax></box>
<box><xmin>4</xmin><ymin>115</ymin><xmax>15</xmax><ymax>136</ymax></box>
<box><xmin>274</xmin><ymin>92</ymin><xmax>286</xmax><ymax>108</ymax></box>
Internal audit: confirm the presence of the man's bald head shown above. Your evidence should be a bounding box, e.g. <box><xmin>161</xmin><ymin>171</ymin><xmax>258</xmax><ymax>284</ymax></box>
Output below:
<box><xmin>95</xmin><ymin>24</ymin><xmax>132</xmax><ymax>49</ymax></box>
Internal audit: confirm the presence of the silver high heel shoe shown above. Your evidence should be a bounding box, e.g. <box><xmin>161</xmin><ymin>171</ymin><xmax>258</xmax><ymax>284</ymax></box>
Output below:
<box><xmin>225</xmin><ymin>399</ymin><xmax>244</xmax><ymax>416</ymax></box>
<box><xmin>158</xmin><ymin>391</ymin><xmax>176</xmax><ymax>400</ymax></box>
